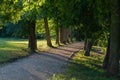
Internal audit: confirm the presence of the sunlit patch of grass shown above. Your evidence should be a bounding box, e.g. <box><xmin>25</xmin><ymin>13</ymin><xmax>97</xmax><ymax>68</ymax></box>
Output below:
<box><xmin>0</xmin><ymin>38</ymin><xmax>57</xmax><ymax>63</ymax></box>
<box><xmin>49</xmin><ymin>51</ymin><xmax>115</xmax><ymax>80</ymax></box>
<box><xmin>37</xmin><ymin>39</ymin><xmax>58</xmax><ymax>51</ymax></box>
<box><xmin>92</xmin><ymin>46</ymin><xmax>106</xmax><ymax>54</ymax></box>
<box><xmin>0</xmin><ymin>38</ymin><xmax>29</xmax><ymax>63</ymax></box>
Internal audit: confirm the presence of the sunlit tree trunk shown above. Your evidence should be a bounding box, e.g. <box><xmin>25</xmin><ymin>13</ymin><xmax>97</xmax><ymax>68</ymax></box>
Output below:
<box><xmin>107</xmin><ymin>0</ymin><xmax>120</xmax><ymax>76</ymax></box>
<box><xmin>28</xmin><ymin>20</ymin><xmax>37</xmax><ymax>53</ymax></box>
<box><xmin>44</xmin><ymin>17</ymin><xmax>52</xmax><ymax>47</ymax></box>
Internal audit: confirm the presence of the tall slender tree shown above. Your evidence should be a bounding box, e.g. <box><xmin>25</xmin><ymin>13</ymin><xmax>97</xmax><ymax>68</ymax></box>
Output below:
<box><xmin>44</xmin><ymin>17</ymin><xmax>52</xmax><ymax>47</ymax></box>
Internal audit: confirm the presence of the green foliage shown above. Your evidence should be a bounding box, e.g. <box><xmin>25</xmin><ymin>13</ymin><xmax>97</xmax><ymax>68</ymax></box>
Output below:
<box><xmin>0</xmin><ymin>0</ymin><xmax>23</xmax><ymax>24</ymax></box>
<box><xmin>40</xmin><ymin>0</ymin><xmax>111</xmax><ymax>43</ymax></box>
<box><xmin>97</xmin><ymin>33</ymin><xmax>109</xmax><ymax>47</ymax></box>
<box><xmin>36</xmin><ymin>19</ymin><xmax>56</xmax><ymax>38</ymax></box>
<box><xmin>0</xmin><ymin>19</ymin><xmax>56</xmax><ymax>39</ymax></box>
<box><xmin>0</xmin><ymin>20</ymin><xmax>29</xmax><ymax>38</ymax></box>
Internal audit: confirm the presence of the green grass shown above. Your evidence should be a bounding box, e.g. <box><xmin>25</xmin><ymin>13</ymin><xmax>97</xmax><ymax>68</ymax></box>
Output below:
<box><xmin>49</xmin><ymin>51</ymin><xmax>115</xmax><ymax>80</ymax></box>
<box><xmin>0</xmin><ymin>38</ymin><xmax>29</xmax><ymax>63</ymax></box>
<box><xmin>0</xmin><ymin>38</ymin><xmax>56</xmax><ymax>63</ymax></box>
<box><xmin>92</xmin><ymin>46</ymin><xmax>106</xmax><ymax>54</ymax></box>
<box><xmin>37</xmin><ymin>39</ymin><xmax>57</xmax><ymax>51</ymax></box>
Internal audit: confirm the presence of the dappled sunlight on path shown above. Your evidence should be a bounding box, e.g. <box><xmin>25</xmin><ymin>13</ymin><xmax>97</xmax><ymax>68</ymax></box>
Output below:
<box><xmin>44</xmin><ymin>42</ymin><xmax>84</xmax><ymax>58</ymax></box>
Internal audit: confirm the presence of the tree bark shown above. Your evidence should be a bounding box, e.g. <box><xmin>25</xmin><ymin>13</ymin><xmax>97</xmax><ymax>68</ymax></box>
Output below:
<box><xmin>62</xmin><ymin>27</ymin><xmax>66</xmax><ymax>44</ymax></box>
<box><xmin>69</xmin><ymin>26</ymin><xmax>73</xmax><ymax>43</ymax></box>
<box><xmin>60</xmin><ymin>27</ymin><xmax>64</xmax><ymax>44</ymax></box>
<box><xmin>64</xmin><ymin>28</ymin><xmax>69</xmax><ymax>44</ymax></box>
<box><xmin>107</xmin><ymin>0</ymin><xmax>120</xmax><ymax>76</ymax></box>
<box><xmin>84</xmin><ymin>39</ymin><xmax>94</xmax><ymax>56</ymax></box>
<box><xmin>60</xmin><ymin>27</ymin><xmax>63</xmax><ymax>43</ymax></box>
<box><xmin>55</xmin><ymin>26</ymin><xmax>60</xmax><ymax>45</ymax></box>
<box><xmin>28</xmin><ymin>20</ymin><xmax>37</xmax><ymax>53</ymax></box>
<box><xmin>76</xmin><ymin>27</ymin><xmax>81</xmax><ymax>41</ymax></box>
<box><xmin>84</xmin><ymin>34</ymin><xmax>87</xmax><ymax>50</ymax></box>
<box><xmin>44</xmin><ymin>17</ymin><xmax>52</xmax><ymax>47</ymax></box>
<box><xmin>66</xmin><ymin>28</ymin><xmax>70</xmax><ymax>43</ymax></box>
<box><xmin>103</xmin><ymin>36</ymin><xmax>110</xmax><ymax>69</ymax></box>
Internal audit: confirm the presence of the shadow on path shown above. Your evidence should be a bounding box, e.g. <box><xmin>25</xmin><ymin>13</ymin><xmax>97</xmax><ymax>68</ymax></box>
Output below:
<box><xmin>40</xmin><ymin>42</ymin><xmax>84</xmax><ymax>58</ymax></box>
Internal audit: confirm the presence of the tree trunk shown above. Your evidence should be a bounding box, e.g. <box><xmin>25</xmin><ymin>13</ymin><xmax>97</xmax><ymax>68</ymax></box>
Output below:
<box><xmin>28</xmin><ymin>20</ymin><xmax>37</xmax><ymax>53</ymax></box>
<box><xmin>84</xmin><ymin>35</ymin><xmax>87</xmax><ymax>50</ymax></box>
<box><xmin>76</xmin><ymin>27</ymin><xmax>81</xmax><ymax>41</ymax></box>
<box><xmin>60</xmin><ymin>27</ymin><xmax>64</xmax><ymax>44</ymax></box>
<box><xmin>66</xmin><ymin>28</ymin><xmax>70</xmax><ymax>43</ymax></box>
<box><xmin>62</xmin><ymin>27</ymin><xmax>66</xmax><ymax>44</ymax></box>
<box><xmin>55</xmin><ymin>26</ymin><xmax>60</xmax><ymax>45</ymax></box>
<box><xmin>84</xmin><ymin>39</ymin><xmax>94</xmax><ymax>56</ymax></box>
<box><xmin>107</xmin><ymin>0</ymin><xmax>120</xmax><ymax>76</ymax></box>
<box><xmin>64</xmin><ymin>28</ymin><xmax>69</xmax><ymax>44</ymax></box>
<box><xmin>103</xmin><ymin>36</ymin><xmax>110</xmax><ymax>69</ymax></box>
<box><xmin>44</xmin><ymin>17</ymin><xmax>52</xmax><ymax>47</ymax></box>
<box><xmin>69</xmin><ymin>26</ymin><xmax>73</xmax><ymax>43</ymax></box>
<box><xmin>60</xmin><ymin>27</ymin><xmax>63</xmax><ymax>43</ymax></box>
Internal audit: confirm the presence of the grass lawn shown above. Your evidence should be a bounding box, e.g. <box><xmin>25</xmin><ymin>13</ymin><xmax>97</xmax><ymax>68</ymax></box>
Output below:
<box><xmin>0</xmin><ymin>38</ymin><xmax>56</xmax><ymax>63</ymax></box>
<box><xmin>49</xmin><ymin>51</ymin><xmax>116</xmax><ymax>80</ymax></box>
<box><xmin>0</xmin><ymin>38</ymin><xmax>29</xmax><ymax>63</ymax></box>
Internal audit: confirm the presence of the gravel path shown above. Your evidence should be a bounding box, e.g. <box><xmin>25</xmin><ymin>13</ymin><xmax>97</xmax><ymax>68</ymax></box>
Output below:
<box><xmin>0</xmin><ymin>42</ymin><xmax>84</xmax><ymax>80</ymax></box>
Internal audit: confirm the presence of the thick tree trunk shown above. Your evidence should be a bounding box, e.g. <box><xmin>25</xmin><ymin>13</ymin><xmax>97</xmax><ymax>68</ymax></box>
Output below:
<box><xmin>55</xmin><ymin>26</ymin><xmax>60</xmax><ymax>45</ymax></box>
<box><xmin>107</xmin><ymin>0</ymin><xmax>120</xmax><ymax>76</ymax></box>
<box><xmin>84</xmin><ymin>39</ymin><xmax>94</xmax><ymax>56</ymax></box>
<box><xmin>44</xmin><ymin>17</ymin><xmax>52</xmax><ymax>47</ymax></box>
<box><xmin>103</xmin><ymin>36</ymin><xmax>110</xmax><ymax>69</ymax></box>
<box><xmin>28</xmin><ymin>20</ymin><xmax>37</xmax><ymax>53</ymax></box>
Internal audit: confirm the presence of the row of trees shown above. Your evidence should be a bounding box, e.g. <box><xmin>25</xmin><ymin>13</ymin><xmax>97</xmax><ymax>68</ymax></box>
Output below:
<box><xmin>0</xmin><ymin>0</ymin><xmax>120</xmax><ymax>77</ymax></box>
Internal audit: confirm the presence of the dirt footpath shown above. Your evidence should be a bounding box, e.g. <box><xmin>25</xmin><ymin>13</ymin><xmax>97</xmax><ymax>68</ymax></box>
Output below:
<box><xmin>44</xmin><ymin>42</ymin><xmax>84</xmax><ymax>58</ymax></box>
<box><xmin>0</xmin><ymin>42</ymin><xmax>84</xmax><ymax>80</ymax></box>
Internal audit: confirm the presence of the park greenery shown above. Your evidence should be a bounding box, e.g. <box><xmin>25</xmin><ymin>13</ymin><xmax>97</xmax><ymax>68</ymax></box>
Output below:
<box><xmin>0</xmin><ymin>0</ymin><xmax>120</xmax><ymax>79</ymax></box>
